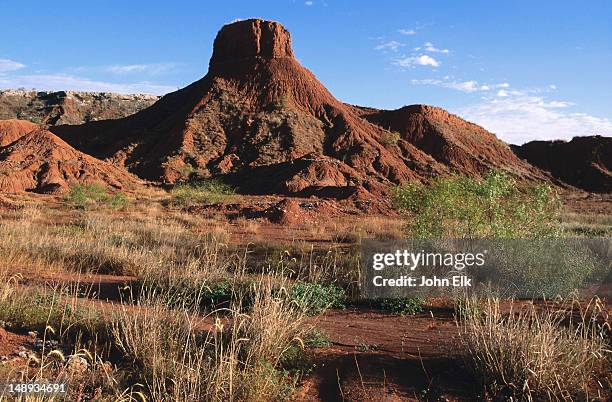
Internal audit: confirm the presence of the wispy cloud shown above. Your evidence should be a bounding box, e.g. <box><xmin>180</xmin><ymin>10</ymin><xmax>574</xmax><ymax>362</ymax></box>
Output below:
<box><xmin>411</xmin><ymin>77</ymin><xmax>506</xmax><ymax>92</ymax></box>
<box><xmin>395</xmin><ymin>54</ymin><xmax>440</xmax><ymax>68</ymax></box>
<box><xmin>70</xmin><ymin>62</ymin><xmax>179</xmax><ymax>76</ymax></box>
<box><xmin>423</xmin><ymin>42</ymin><xmax>449</xmax><ymax>54</ymax></box>
<box><xmin>374</xmin><ymin>40</ymin><xmax>404</xmax><ymax>52</ymax></box>
<box><xmin>398</xmin><ymin>28</ymin><xmax>416</xmax><ymax>36</ymax></box>
<box><xmin>0</xmin><ymin>73</ymin><xmax>176</xmax><ymax>95</ymax></box>
<box><xmin>411</xmin><ymin>78</ymin><xmax>479</xmax><ymax>92</ymax></box>
<box><xmin>0</xmin><ymin>59</ymin><xmax>26</xmax><ymax>73</ymax></box>
<box><xmin>456</xmin><ymin>91</ymin><xmax>612</xmax><ymax>144</ymax></box>
<box><xmin>106</xmin><ymin>63</ymin><xmax>178</xmax><ymax>75</ymax></box>
<box><xmin>304</xmin><ymin>1</ymin><xmax>313</xmax><ymax>6</ymax></box>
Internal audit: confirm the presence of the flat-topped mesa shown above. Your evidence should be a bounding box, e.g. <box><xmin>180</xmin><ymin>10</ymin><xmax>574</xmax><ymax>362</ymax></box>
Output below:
<box><xmin>209</xmin><ymin>19</ymin><xmax>294</xmax><ymax>66</ymax></box>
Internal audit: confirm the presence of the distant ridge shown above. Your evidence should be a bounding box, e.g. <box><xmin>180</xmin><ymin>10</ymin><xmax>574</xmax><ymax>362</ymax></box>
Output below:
<box><xmin>512</xmin><ymin>136</ymin><xmax>612</xmax><ymax>193</ymax></box>
<box><xmin>0</xmin><ymin>89</ymin><xmax>158</xmax><ymax>125</ymax></box>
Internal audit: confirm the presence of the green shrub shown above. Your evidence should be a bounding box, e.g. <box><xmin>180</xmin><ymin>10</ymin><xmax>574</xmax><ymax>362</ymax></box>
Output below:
<box><xmin>65</xmin><ymin>183</ymin><xmax>128</xmax><ymax>210</ymax></box>
<box><xmin>303</xmin><ymin>329</ymin><xmax>332</xmax><ymax>348</ymax></box>
<box><xmin>289</xmin><ymin>282</ymin><xmax>346</xmax><ymax>315</ymax></box>
<box><xmin>392</xmin><ymin>171</ymin><xmax>562</xmax><ymax>238</ymax></box>
<box><xmin>378</xmin><ymin>296</ymin><xmax>425</xmax><ymax>315</ymax></box>
<box><xmin>171</xmin><ymin>179</ymin><xmax>236</xmax><ymax>207</ymax></box>
<box><xmin>106</xmin><ymin>192</ymin><xmax>128</xmax><ymax>210</ymax></box>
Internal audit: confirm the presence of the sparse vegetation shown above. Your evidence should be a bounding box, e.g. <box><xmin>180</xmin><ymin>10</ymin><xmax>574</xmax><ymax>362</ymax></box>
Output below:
<box><xmin>170</xmin><ymin>179</ymin><xmax>237</xmax><ymax>207</ymax></box>
<box><xmin>65</xmin><ymin>183</ymin><xmax>128</xmax><ymax>210</ymax></box>
<box><xmin>0</xmin><ymin>179</ymin><xmax>608</xmax><ymax>400</ymax></box>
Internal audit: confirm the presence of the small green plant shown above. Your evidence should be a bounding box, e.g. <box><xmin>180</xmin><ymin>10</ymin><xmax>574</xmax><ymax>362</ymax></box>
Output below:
<box><xmin>170</xmin><ymin>179</ymin><xmax>236</xmax><ymax>207</ymax></box>
<box><xmin>378</xmin><ymin>296</ymin><xmax>425</xmax><ymax>315</ymax></box>
<box><xmin>304</xmin><ymin>329</ymin><xmax>332</xmax><ymax>348</ymax></box>
<box><xmin>392</xmin><ymin>170</ymin><xmax>562</xmax><ymax>238</ymax></box>
<box><xmin>65</xmin><ymin>183</ymin><xmax>128</xmax><ymax>210</ymax></box>
<box><xmin>289</xmin><ymin>282</ymin><xmax>346</xmax><ymax>315</ymax></box>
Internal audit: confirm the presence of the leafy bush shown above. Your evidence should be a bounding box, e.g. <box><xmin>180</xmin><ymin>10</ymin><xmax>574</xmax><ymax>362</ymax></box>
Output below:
<box><xmin>378</xmin><ymin>296</ymin><xmax>425</xmax><ymax>315</ymax></box>
<box><xmin>171</xmin><ymin>179</ymin><xmax>236</xmax><ymax>207</ymax></box>
<box><xmin>289</xmin><ymin>282</ymin><xmax>346</xmax><ymax>315</ymax></box>
<box><xmin>392</xmin><ymin>171</ymin><xmax>562</xmax><ymax>238</ymax></box>
<box><xmin>65</xmin><ymin>183</ymin><xmax>128</xmax><ymax>210</ymax></box>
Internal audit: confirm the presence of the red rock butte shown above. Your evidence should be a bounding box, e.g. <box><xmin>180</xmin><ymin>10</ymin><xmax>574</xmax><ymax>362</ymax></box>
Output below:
<box><xmin>210</xmin><ymin>19</ymin><xmax>294</xmax><ymax>65</ymax></box>
<box><xmin>42</xmin><ymin>18</ymin><xmax>552</xmax><ymax>204</ymax></box>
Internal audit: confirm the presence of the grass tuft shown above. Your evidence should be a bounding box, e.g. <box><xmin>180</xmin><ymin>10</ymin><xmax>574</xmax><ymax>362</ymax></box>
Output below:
<box><xmin>170</xmin><ymin>179</ymin><xmax>237</xmax><ymax>207</ymax></box>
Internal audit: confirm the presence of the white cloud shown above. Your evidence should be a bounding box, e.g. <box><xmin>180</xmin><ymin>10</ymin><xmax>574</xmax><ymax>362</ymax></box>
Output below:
<box><xmin>0</xmin><ymin>73</ymin><xmax>176</xmax><ymax>95</ymax></box>
<box><xmin>374</xmin><ymin>40</ymin><xmax>404</xmax><ymax>52</ymax></box>
<box><xmin>447</xmin><ymin>80</ymin><xmax>479</xmax><ymax>92</ymax></box>
<box><xmin>456</xmin><ymin>93</ymin><xmax>612</xmax><ymax>144</ymax></box>
<box><xmin>304</xmin><ymin>1</ymin><xmax>313</xmax><ymax>5</ymax></box>
<box><xmin>496</xmin><ymin>82</ymin><xmax>510</xmax><ymax>88</ymax></box>
<box><xmin>496</xmin><ymin>89</ymin><xmax>509</xmax><ymax>97</ymax></box>
<box><xmin>0</xmin><ymin>59</ymin><xmax>26</xmax><ymax>73</ymax></box>
<box><xmin>395</xmin><ymin>54</ymin><xmax>439</xmax><ymax>68</ymax></box>
<box><xmin>479</xmin><ymin>85</ymin><xmax>490</xmax><ymax>91</ymax></box>
<box><xmin>69</xmin><ymin>63</ymin><xmax>178</xmax><ymax>76</ymax></box>
<box><xmin>411</xmin><ymin>78</ymin><xmax>487</xmax><ymax>93</ymax></box>
<box><xmin>545</xmin><ymin>100</ymin><xmax>573</xmax><ymax>108</ymax></box>
<box><xmin>106</xmin><ymin>63</ymin><xmax>177</xmax><ymax>75</ymax></box>
<box><xmin>423</xmin><ymin>42</ymin><xmax>449</xmax><ymax>54</ymax></box>
<box><xmin>398</xmin><ymin>28</ymin><xmax>416</xmax><ymax>35</ymax></box>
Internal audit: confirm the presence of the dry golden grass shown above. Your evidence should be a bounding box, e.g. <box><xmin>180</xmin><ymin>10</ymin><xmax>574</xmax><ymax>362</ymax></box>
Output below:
<box><xmin>0</xmin><ymin>203</ymin><xmax>320</xmax><ymax>401</ymax></box>
<box><xmin>0</xmin><ymin>205</ymin><xmax>232</xmax><ymax>278</ymax></box>
<box><xmin>317</xmin><ymin>216</ymin><xmax>404</xmax><ymax>243</ymax></box>
<box><xmin>233</xmin><ymin>217</ymin><xmax>261</xmax><ymax>236</ymax></box>
<box><xmin>561</xmin><ymin>211</ymin><xmax>612</xmax><ymax>236</ymax></box>
<box><xmin>459</xmin><ymin>297</ymin><xmax>611</xmax><ymax>400</ymax></box>
<box><xmin>0</xmin><ymin>266</ymin><xmax>309</xmax><ymax>401</ymax></box>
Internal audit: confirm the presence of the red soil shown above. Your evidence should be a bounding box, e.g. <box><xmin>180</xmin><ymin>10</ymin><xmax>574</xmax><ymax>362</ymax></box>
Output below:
<box><xmin>297</xmin><ymin>309</ymin><xmax>474</xmax><ymax>401</ymax></box>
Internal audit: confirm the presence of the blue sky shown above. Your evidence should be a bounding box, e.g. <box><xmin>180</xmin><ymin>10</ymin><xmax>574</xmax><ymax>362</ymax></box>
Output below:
<box><xmin>1</xmin><ymin>1</ymin><xmax>610</xmax><ymax>144</ymax></box>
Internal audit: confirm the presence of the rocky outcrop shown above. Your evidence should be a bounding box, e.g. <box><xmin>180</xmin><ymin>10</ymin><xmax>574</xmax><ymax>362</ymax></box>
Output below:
<box><xmin>0</xmin><ymin>120</ymin><xmax>141</xmax><ymax>193</ymax></box>
<box><xmin>355</xmin><ymin>104</ymin><xmax>543</xmax><ymax>179</ymax></box>
<box><xmin>210</xmin><ymin>19</ymin><xmax>294</xmax><ymax>64</ymax></box>
<box><xmin>0</xmin><ymin>90</ymin><xmax>158</xmax><ymax>126</ymax></box>
<box><xmin>512</xmin><ymin>136</ymin><xmax>611</xmax><ymax>192</ymax></box>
